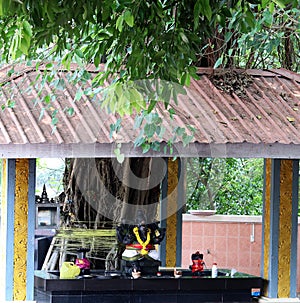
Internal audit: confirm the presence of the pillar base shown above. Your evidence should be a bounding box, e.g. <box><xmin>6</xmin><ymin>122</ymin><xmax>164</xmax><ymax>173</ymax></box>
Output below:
<box><xmin>259</xmin><ymin>297</ymin><xmax>300</xmax><ymax>302</ymax></box>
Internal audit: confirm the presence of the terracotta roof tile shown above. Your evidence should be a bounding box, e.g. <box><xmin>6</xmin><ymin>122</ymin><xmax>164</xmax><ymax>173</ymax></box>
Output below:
<box><xmin>0</xmin><ymin>65</ymin><xmax>299</xmax><ymax>158</ymax></box>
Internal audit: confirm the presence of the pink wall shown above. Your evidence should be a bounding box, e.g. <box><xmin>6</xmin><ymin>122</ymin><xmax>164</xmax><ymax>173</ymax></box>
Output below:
<box><xmin>181</xmin><ymin>214</ymin><xmax>300</xmax><ymax>292</ymax></box>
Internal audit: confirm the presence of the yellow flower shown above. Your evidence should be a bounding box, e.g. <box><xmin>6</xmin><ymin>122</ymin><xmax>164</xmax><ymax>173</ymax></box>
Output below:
<box><xmin>133</xmin><ymin>226</ymin><xmax>151</xmax><ymax>255</ymax></box>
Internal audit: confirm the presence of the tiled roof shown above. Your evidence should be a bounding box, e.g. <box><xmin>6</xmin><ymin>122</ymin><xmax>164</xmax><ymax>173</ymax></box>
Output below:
<box><xmin>0</xmin><ymin>64</ymin><xmax>299</xmax><ymax>158</ymax></box>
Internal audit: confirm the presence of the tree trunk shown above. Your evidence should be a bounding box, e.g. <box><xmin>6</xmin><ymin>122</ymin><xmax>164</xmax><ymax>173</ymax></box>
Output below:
<box><xmin>62</xmin><ymin>157</ymin><xmax>162</xmax><ymax>228</ymax></box>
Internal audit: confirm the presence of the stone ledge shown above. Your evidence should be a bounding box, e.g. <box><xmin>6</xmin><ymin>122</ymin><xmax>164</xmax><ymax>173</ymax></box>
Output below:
<box><xmin>258</xmin><ymin>297</ymin><xmax>300</xmax><ymax>303</ymax></box>
<box><xmin>183</xmin><ymin>214</ymin><xmax>262</xmax><ymax>223</ymax></box>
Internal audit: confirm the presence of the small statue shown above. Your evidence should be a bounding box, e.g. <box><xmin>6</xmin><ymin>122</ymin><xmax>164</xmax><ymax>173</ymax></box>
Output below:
<box><xmin>190</xmin><ymin>251</ymin><xmax>205</xmax><ymax>274</ymax></box>
<box><xmin>116</xmin><ymin>209</ymin><xmax>165</xmax><ymax>275</ymax></box>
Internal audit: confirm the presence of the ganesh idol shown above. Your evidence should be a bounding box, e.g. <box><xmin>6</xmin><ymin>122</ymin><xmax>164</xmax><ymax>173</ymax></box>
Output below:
<box><xmin>116</xmin><ymin>209</ymin><xmax>165</xmax><ymax>275</ymax></box>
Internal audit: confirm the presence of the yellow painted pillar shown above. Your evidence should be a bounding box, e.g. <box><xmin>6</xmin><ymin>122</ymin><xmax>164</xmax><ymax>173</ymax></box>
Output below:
<box><xmin>0</xmin><ymin>158</ymin><xmax>36</xmax><ymax>301</ymax></box>
<box><xmin>14</xmin><ymin>159</ymin><xmax>30</xmax><ymax>300</ymax></box>
<box><xmin>261</xmin><ymin>159</ymin><xmax>298</xmax><ymax>299</ymax></box>
<box><xmin>262</xmin><ymin>159</ymin><xmax>271</xmax><ymax>285</ymax></box>
<box><xmin>165</xmin><ymin>158</ymin><xmax>179</xmax><ymax>267</ymax></box>
<box><xmin>160</xmin><ymin>157</ymin><xmax>184</xmax><ymax>268</ymax></box>
<box><xmin>0</xmin><ymin>159</ymin><xmax>8</xmax><ymax>301</ymax></box>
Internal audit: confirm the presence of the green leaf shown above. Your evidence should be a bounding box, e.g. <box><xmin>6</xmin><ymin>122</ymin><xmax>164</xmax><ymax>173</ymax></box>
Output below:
<box><xmin>19</xmin><ymin>38</ymin><xmax>29</xmax><ymax>55</ymax></box>
<box><xmin>129</xmin><ymin>87</ymin><xmax>145</xmax><ymax>108</ymax></box>
<box><xmin>114</xmin><ymin>147</ymin><xmax>125</xmax><ymax>163</ymax></box>
<box><xmin>39</xmin><ymin>108</ymin><xmax>45</xmax><ymax>121</ymax></box>
<box><xmin>194</xmin><ymin>0</ymin><xmax>212</xmax><ymax>22</ymax></box>
<box><xmin>144</xmin><ymin>123</ymin><xmax>156</xmax><ymax>138</ymax></box>
<box><xmin>155</xmin><ymin>125</ymin><xmax>161</xmax><ymax>136</ymax></box>
<box><xmin>225</xmin><ymin>32</ymin><xmax>233</xmax><ymax>43</ymax></box>
<box><xmin>142</xmin><ymin>143</ymin><xmax>151</xmax><ymax>153</ymax></box>
<box><xmin>182</xmin><ymin>134</ymin><xmax>193</xmax><ymax>147</ymax></box>
<box><xmin>180</xmin><ymin>72</ymin><xmax>191</xmax><ymax>86</ymax></box>
<box><xmin>194</xmin><ymin>0</ymin><xmax>201</xmax><ymax>30</ymax></box>
<box><xmin>161</xmin><ymin>83</ymin><xmax>172</xmax><ymax>105</ymax></box>
<box><xmin>172</xmin><ymin>83</ymin><xmax>187</xmax><ymax>105</ymax></box>
<box><xmin>124</xmin><ymin>10</ymin><xmax>134</xmax><ymax>27</ymax></box>
<box><xmin>272</xmin><ymin>0</ymin><xmax>286</xmax><ymax>8</ymax></box>
<box><xmin>62</xmin><ymin>53</ymin><xmax>72</xmax><ymax>70</ymax></box>
<box><xmin>261</xmin><ymin>0</ymin><xmax>270</xmax><ymax>8</ymax></box>
<box><xmin>134</xmin><ymin>135</ymin><xmax>145</xmax><ymax>148</ymax></box>
<box><xmin>175</xmin><ymin>127</ymin><xmax>185</xmax><ymax>136</ymax></box>
<box><xmin>67</xmin><ymin>107</ymin><xmax>74</xmax><ymax>116</ymax></box>
<box><xmin>202</xmin><ymin>0</ymin><xmax>212</xmax><ymax>21</ymax></box>
<box><xmin>179</xmin><ymin>31</ymin><xmax>189</xmax><ymax>44</ymax></box>
<box><xmin>56</xmin><ymin>79</ymin><xmax>66</xmax><ymax>90</ymax></box>
<box><xmin>94</xmin><ymin>56</ymin><xmax>100</xmax><ymax>67</ymax></box>
<box><xmin>44</xmin><ymin>95</ymin><xmax>51</xmax><ymax>104</ymax></box>
<box><xmin>147</xmin><ymin>100</ymin><xmax>157</xmax><ymax>114</ymax></box>
<box><xmin>263</xmin><ymin>10</ymin><xmax>273</xmax><ymax>26</ymax></box>
<box><xmin>151</xmin><ymin>141</ymin><xmax>161</xmax><ymax>152</ymax></box>
<box><xmin>134</xmin><ymin>114</ymin><xmax>144</xmax><ymax>129</ymax></box>
<box><xmin>7</xmin><ymin>68</ymin><xmax>15</xmax><ymax>77</ymax></box>
<box><xmin>245</xmin><ymin>10</ymin><xmax>255</xmax><ymax>29</ymax></box>
<box><xmin>116</xmin><ymin>15</ymin><xmax>124</xmax><ymax>32</ymax></box>
<box><xmin>214</xmin><ymin>56</ymin><xmax>223</xmax><ymax>68</ymax></box>
<box><xmin>75</xmin><ymin>89</ymin><xmax>83</xmax><ymax>101</ymax></box>
<box><xmin>52</xmin><ymin>116</ymin><xmax>58</xmax><ymax>125</ymax></box>
<box><xmin>117</xmin><ymin>153</ymin><xmax>125</xmax><ymax>163</ymax></box>
<box><xmin>168</xmin><ymin>108</ymin><xmax>176</xmax><ymax>119</ymax></box>
<box><xmin>7</xmin><ymin>99</ymin><xmax>15</xmax><ymax>108</ymax></box>
<box><xmin>75</xmin><ymin>48</ymin><xmax>84</xmax><ymax>58</ymax></box>
<box><xmin>23</xmin><ymin>20</ymin><xmax>32</xmax><ymax>37</ymax></box>
<box><xmin>188</xmin><ymin>66</ymin><xmax>200</xmax><ymax>80</ymax></box>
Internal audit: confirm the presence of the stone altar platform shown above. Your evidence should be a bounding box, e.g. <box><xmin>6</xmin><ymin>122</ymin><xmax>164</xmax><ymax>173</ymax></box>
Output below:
<box><xmin>34</xmin><ymin>268</ymin><xmax>264</xmax><ymax>303</ymax></box>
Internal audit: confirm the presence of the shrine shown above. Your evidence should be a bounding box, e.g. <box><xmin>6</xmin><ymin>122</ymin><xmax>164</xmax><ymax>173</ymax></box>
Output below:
<box><xmin>0</xmin><ymin>65</ymin><xmax>300</xmax><ymax>302</ymax></box>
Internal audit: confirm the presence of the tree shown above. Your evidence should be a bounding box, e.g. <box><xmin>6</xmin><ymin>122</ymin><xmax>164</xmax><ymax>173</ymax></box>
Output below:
<box><xmin>0</xmin><ymin>1</ymin><xmax>298</xmax><ymax>151</ymax></box>
<box><xmin>61</xmin><ymin>157</ymin><xmax>162</xmax><ymax>228</ymax></box>
<box><xmin>185</xmin><ymin>158</ymin><xmax>264</xmax><ymax>215</ymax></box>
<box><xmin>186</xmin><ymin>158</ymin><xmax>227</xmax><ymax>210</ymax></box>
<box><xmin>0</xmin><ymin>1</ymin><xmax>298</xmax><ymax>223</ymax></box>
<box><xmin>35</xmin><ymin>158</ymin><xmax>65</xmax><ymax>197</ymax></box>
<box><xmin>214</xmin><ymin>158</ymin><xmax>263</xmax><ymax>215</ymax></box>
<box><xmin>0</xmin><ymin>1</ymin><xmax>298</xmax><ymax>74</ymax></box>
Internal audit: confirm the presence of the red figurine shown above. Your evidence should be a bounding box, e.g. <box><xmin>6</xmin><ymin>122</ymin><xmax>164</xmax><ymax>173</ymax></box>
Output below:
<box><xmin>191</xmin><ymin>251</ymin><xmax>205</xmax><ymax>274</ymax></box>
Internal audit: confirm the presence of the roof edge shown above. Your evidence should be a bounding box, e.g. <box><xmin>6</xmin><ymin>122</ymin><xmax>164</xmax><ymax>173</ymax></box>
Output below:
<box><xmin>1</xmin><ymin>63</ymin><xmax>299</xmax><ymax>85</ymax></box>
<box><xmin>196</xmin><ymin>67</ymin><xmax>300</xmax><ymax>82</ymax></box>
<box><xmin>2</xmin><ymin>142</ymin><xmax>300</xmax><ymax>159</ymax></box>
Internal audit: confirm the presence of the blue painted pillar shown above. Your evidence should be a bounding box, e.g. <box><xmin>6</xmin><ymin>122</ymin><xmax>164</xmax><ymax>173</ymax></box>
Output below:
<box><xmin>261</xmin><ymin>159</ymin><xmax>298</xmax><ymax>298</ymax></box>
<box><xmin>0</xmin><ymin>158</ymin><xmax>36</xmax><ymax>301</ymax></box>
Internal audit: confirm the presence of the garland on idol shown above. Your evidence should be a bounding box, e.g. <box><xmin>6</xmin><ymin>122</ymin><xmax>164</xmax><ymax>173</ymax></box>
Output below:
<box><xmin>133</xmin><ymin>226</ymin><xmax>151</xmax><ymax>255</ymax></box>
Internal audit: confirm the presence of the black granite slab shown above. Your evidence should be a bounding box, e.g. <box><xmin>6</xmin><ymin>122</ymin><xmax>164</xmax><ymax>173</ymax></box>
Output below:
<box><xmin>34</xmin><ymin>269</ymin><xmax>264</xmax><ymax>303</ymax></box>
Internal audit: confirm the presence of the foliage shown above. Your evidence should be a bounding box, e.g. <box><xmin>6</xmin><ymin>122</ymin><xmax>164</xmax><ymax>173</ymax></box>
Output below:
<box><xmin>222</xmin><ymin>1</ymin><xmax>300</xmax><ymax>71</ymax></box>
<box><xmin>186</xmin><ymin>158</ymin><xmax>226</xmax><ymax>210</ymax></box>
<box><xmin>0</xmin><ymin>1</ymin><xmax>298</xmax><ymax>155</ymax></box>
<box><xmin>186</xmin><ymin>158</ymin><xmax>264</xmax><ymax>215</ymax></box>
<box><xmin>36</xmin><ymin>158</ymin><xmax>65</xmax><ymax>197</ymax></box>
<box><xmin>0</xmin><ymin>1</ymin><xmax>298</xmax><ymax>74</ymax></box>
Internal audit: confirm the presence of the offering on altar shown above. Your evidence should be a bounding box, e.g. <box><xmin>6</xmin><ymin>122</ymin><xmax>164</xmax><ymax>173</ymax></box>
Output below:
<box><xmin>190</xmin><ymin>251</ymin><xmax>206</xmax><ymax>274</ymax></box>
